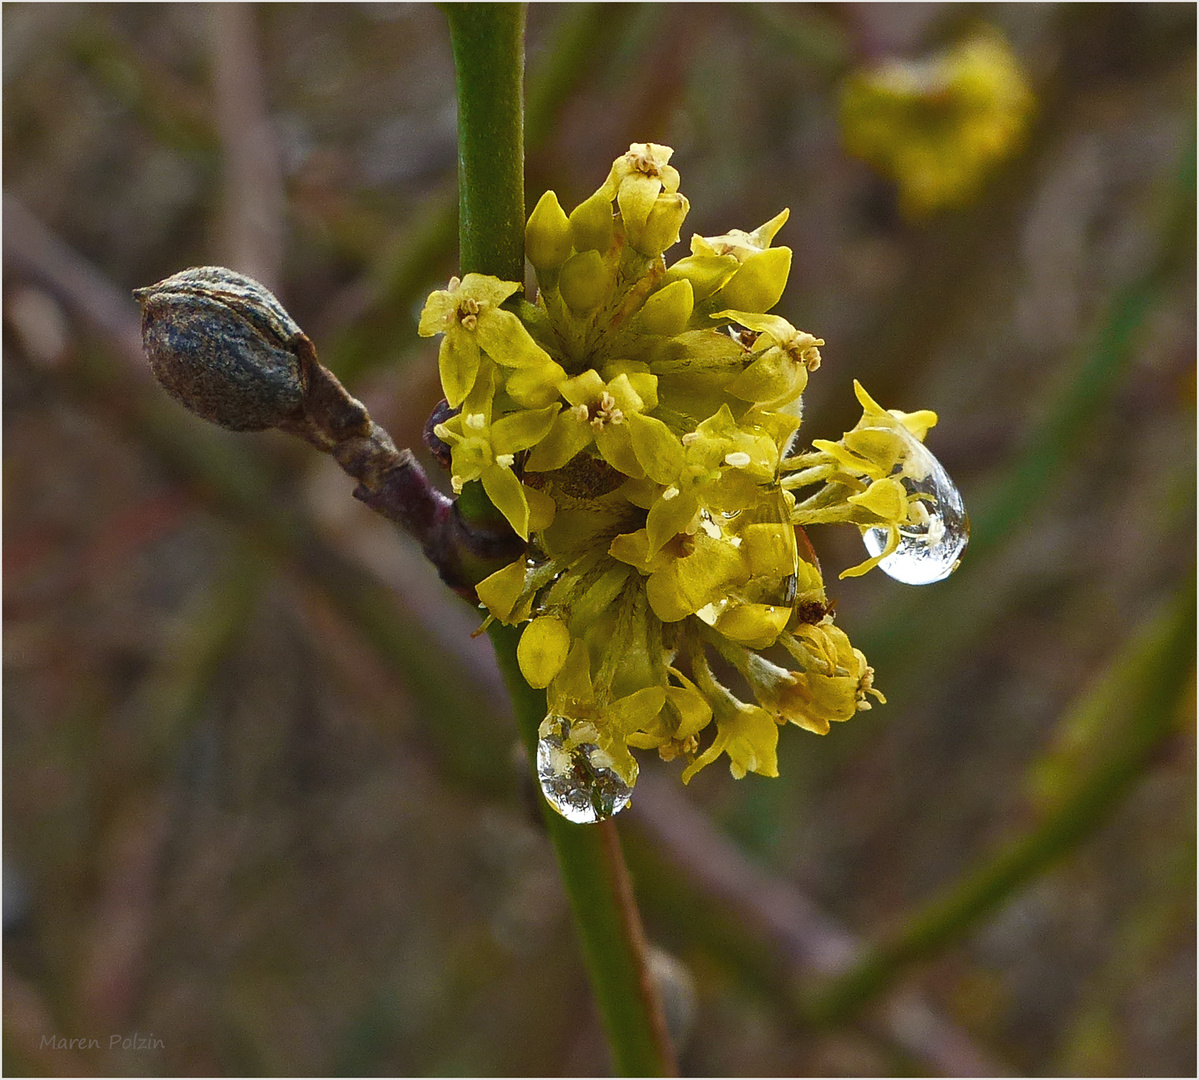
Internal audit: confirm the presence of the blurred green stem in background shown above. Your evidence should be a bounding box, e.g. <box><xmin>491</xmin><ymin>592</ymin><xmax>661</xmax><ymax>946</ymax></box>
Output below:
<box><xmin>966</xmin><ymin>131</ymin><xmax>1195</xmax><ymax>567</ymax></box>
<box><xmin>442</xmin><ymin>4</ymin><xmax>677</xmax><ymax>1074</ymax></box>
<box><xmin>801</xmin><ymin>574</ymin><xmax>1196</xmax><ymax>1024</ymax></box>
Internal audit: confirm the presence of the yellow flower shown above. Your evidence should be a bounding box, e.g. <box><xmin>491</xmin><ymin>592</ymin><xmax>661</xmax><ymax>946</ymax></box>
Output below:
<box><xmin>418</xmin><ymin>273</ymin><xmax>564</xmax><ymax>407</ymax></box>
<box><xmin>714</xmin><ymin>310</ymin><xmax>823</xmax><ymax>409</ymax></box>
<box><xmin>610</xmin><ymin>527</ymin><xmax>751</xmax><ymax>625</ymax></box>
<box><xmin>432</xmin><ymin>366</ymin><xmax>559</xmax><ymax>540</ymax></box>
<box><xmin>620</xmin><ymin>404</ymin><xmax>786</xmax><ymax>556</ymax></box>
<box><xmin>665</xmin><ymin>209</ymin><xmax>795</xmax><ymax>324</ymax></box>
<box><xmin>682</xmin><ymin>643</ymin><xmax>779</xmax><ymax>782</ymax></box>
<box><xmin>690</xmin><ymin>209</ymin><xmax>793</xmax><ymax>316</ymax></box>
<box><xmin>419</xmin><ymin>142</ymin><xmax>964</xmax><ymax>815</ymax></box>
<box><xmin>786</xmin><ymin>380</ymin><xmax>950</xmax><ymax>577</ymax></box>
<box><xmin>523</xmin><ymin>368</ymin><xmax>665</xmax><ymax>478</ymax></box>
<box><xmin>840</xmin><ymin>29</ymin><xmax>1034</xmax><ymax>216</ymax></box>
<box><xmin>604</xmin><ymin>142</ymin><xmax>686</xmax><ymax>255</ymax></box>
<box><xmin>739</xmin><ymin>621</ymin><xmax>884</xmax><ymax>734</ymax></box>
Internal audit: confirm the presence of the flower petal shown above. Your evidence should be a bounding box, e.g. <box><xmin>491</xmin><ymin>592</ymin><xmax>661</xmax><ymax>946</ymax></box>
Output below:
<box><xmin>439</xmin><ymin>332</ymin><xmax>480</xmax><ymax>408</ymax></box>
<box><xmin>713</xmin><ymin>247</ymin><xmax>792</xmax><ymax>313</ymax></box>
<box><xmin>505</xmin><ymin>360</ymin><xmax>567</xmax><ymax>408</ymax></box>
<box><xmin>476</xmin><ymin>307</ymin><xmax>553</xmax><ymax>368</ymax></box>
<box><xmin>524</xmin><ymin>411</ymin><xmax>595</xmax><ymax>472</ymax></box>
<box><xmin>848</xmin><ymin>476</ymin><xmax>907</xmax><ymax>521</ymax></box>
<box><xmin>645</xmin><ymin>490</ymin><xmax>699</xmax><ymax>554</ymax></box>
<box><xmin>458</xmin><ymin>273</ymin><xmax>520</xmax><ymax>306</ymax></box>
<box><xmin>617</xmin><ymin>173</ymin><xmax>663</xmax><ymax>231</ymax></box>
<box><xmin>489</xmin><ymin>404</ymin><xmax>560</xmax><ymax>455</ymax></box>
<box><xmin>518</xmin><ymin>616</ymin><xmax>572</xmax><ymax>689</ymax></box>
<box><xmin>645</xmin><ymin>533</ymin><xmax>749</xmax><ymax>622</ymax></box>
<box><xmin>475</xmin><ymin>559</ymin><xmax>529</xmax><ymax>623</ymax></box>
<box><xmin>418</xmin><ymin>289</ymin><xmax>457</xmax><ymax>336</ymax></box>
<box><xmin>482</xmin><ymin>462</ymin><xmax>531</xmax><ymax>539</ymax></box>
<box><xmin>627</xmin><ymin>413</ymin><xmax>684</xmax><ymax>486</ymax></box>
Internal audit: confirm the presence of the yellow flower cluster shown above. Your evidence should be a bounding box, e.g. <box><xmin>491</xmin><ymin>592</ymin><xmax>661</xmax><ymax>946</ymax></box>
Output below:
<box><xmin>840</xmin><ymin>30</ymin><xmax>1034</xmax><ymax>216</ymax></box>
<box><xmin>419</xmin><ymin>143</ymin><xmax>948</xmax><ymax>809</ymax></box>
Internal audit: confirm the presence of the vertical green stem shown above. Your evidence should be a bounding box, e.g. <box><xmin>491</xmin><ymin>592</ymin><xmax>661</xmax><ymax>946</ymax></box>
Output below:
<box><xmin>489</xmin><ymin>623</ymin><xmax>677</xmax><ymax>1077</ymax></box>
<box><xmin>443</xmin><ymin>5</ymin><xmax>676</xmax><ymax>1074</ymax></box>
<box><xmin>444</xmin><ymin>3</ymin><xmax>526</xmax><ymax>282</ymax></box>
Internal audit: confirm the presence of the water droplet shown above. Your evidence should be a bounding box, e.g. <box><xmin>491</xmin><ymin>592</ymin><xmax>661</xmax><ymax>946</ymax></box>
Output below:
<box><xmin>536</xmin><ymin>715</ymin><xmax>633</xmax><ymax>823</ymax></box>
<box><xmin>862</xmin><ymin>434</ymin><xmax>969</xmax><ymax>585</ymax></box>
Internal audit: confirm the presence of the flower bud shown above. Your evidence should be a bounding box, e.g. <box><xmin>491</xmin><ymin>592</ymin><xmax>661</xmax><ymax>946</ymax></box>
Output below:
<box><xmin>526</xmin><ymin>190</ymin><xmax>573</xmax><ymax>271</ymax></box>
<box><xmin>558</xmin><ymin>249</ymin><xmax>611</xmax><ymax>314</ymax></box>
<box><xmin>517</xmin><ymin>615</ymin><xmax>572</xmax><ymax>688</ymax></box>
<box><xmin>631</xmin><ymin>192</ymin><xmax>690</xmax><ymax>257</ymax></box>
<box><xmin>134</xmin><ymin>266</ymin><xmax>305</xmax><ymax>431</ymax></box>
<box><xmin>662</xmin><ymin>253</ymin><xmax>739</xmax><ymax>302</ymax></box>
<box><xmin>569</xmin><ymin>189</ymin><xmax>615</xmax><ymax>253</ymax></box>
<box><xmin>710</xmin><ymin>247</ymin><xmax>792</xmax><ymax>313</ymax></box>
<box><xmin>638</xmin><ymin>279</ymin><xmax>694</xmax><ymax>336</ymax></box>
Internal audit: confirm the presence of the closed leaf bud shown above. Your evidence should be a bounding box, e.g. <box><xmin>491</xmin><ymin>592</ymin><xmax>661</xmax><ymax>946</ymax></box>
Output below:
<box><xmin>134</xmin><ymin>266</ymin><xmax>306</xmax><ymax>431</ymax></box>
<box><xmin>558</xmin><ymin>249</ymin><xmax>611</xmax><ymax>314</ymax></box>
<box><xmin>526</xmin><ymin>190</ymin><xmax>573</xmax><ymax>271</ymax></box>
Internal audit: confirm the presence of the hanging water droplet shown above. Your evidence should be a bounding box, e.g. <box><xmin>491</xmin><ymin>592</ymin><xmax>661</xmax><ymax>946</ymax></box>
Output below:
<box><xmin>862</xmin><ymin>433</ymin><xmax>969</xmax><ymax>585</ymax></box>
<box><xmin>536</xmin><ymin>715</ymin><xmax>633</xmax><ymax>823</ymax></box>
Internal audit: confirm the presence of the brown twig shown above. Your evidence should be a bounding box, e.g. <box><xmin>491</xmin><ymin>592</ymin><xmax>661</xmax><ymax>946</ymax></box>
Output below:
<box><xmin>295</xmin><ymin>351</ymin><xmax>523</xmax><ymax>590</ymax></box>
<box><xmin>3</xmin><ymin>193</ymin><xmax>145</xmax><ymax>363</ymax></box>
<box><xmin>598</xmin><ymin>820</ymin><xmax>679</xmax><ymax>1075</ymax></box>
<box><xmin>209</xmin><ymin>2</ymin><xmax>286</xmax><ymax>291</ymax></box>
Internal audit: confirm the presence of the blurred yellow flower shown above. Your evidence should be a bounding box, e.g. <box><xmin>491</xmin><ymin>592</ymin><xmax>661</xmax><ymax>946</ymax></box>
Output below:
<box><xmin>841</xmin><ymin>29</ymin><xmax>1034</xmax><ymax>216</ymax></box>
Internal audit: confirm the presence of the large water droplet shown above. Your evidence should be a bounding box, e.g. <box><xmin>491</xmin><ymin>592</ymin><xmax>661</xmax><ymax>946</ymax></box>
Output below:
<box><xmin>861</xmin><ymin>434</ymin><xmax>969</xmax><ymax>585</ymax></box>
<box><xmin>536</xmin><ymin>715</ymin><xmax>633</xmax><ymax>823</ymax></box>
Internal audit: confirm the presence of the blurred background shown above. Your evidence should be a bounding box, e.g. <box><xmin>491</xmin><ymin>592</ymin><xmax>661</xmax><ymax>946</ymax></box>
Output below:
<box><xmin>3</xmin><ymin>3</ymin><xmax>1194</xmax><ymax>1076</ymax></box>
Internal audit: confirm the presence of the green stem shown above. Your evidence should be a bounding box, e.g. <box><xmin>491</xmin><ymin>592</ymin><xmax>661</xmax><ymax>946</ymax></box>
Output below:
<box><xmin>490</xmin><ymin>623</ymin><xmax>677</xmax><ymax>1076</ymax></box>
<box><xmin>444</xmin><ymin>6</ymin><xmax>675</xmax><ymax>1074</ymax></box>
<box><xmin>802</xmin><ymin>579</ymin><xmax>1196</xmax><ymax>1024</ymax></box>
<box><xmin>444</xmin><ymin>2</ymin><xmax>526</xmax><ymax>282</ymax></box>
